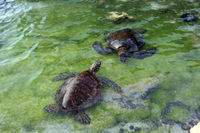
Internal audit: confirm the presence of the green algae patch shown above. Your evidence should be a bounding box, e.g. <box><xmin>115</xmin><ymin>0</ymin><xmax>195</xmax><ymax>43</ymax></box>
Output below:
<box><xmin>167</xmin><ymin>106</ymin><xmax>190</xmax><ymax>123</ymax></box>
<box><xmin>117</xmin><ymin>108</ymin><xmax>151</xmax><ymax>121</ymax></box>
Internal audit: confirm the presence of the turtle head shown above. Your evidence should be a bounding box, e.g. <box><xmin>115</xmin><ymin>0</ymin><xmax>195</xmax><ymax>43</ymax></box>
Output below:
<box><xmin>90</xmin><ymin>61</ymin><xmax>101</xmax><ymax>74</ymax></box>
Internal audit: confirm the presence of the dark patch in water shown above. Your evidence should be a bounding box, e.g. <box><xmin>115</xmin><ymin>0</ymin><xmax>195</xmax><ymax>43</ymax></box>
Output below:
<box><xmin>180</xmin><ymin>13</ymin><xmax>198</xmax><ymax>22</ymax></box>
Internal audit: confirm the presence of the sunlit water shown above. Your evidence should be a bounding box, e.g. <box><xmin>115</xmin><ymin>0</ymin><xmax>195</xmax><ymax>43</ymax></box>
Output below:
<box><xmin>0</xmin><ymin>0</ymin><xmax>200</xmax><ymax>132</ymax></box>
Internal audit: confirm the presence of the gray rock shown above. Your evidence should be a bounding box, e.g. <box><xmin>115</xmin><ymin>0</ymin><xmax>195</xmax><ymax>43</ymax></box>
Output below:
<box><xmin>102</xmin><ymin>74</ymin><xmax>163</xmax><ymax>110</ymax></box>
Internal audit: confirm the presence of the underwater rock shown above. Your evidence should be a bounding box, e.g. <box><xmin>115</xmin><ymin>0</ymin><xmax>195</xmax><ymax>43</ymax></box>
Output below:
<box><xmin>180</xmin><ymin>13</ymin><xmax>198</xmax><ymax>22</ymax></box>
<box><xmin>108</xmin><ymin>11</ymin><xmax>133</xmax><ymax>24</ymax></box>
<box><xmin>102</xmin><ymin>74</ymin><xmax>163</xmax><ymax>110</ymax></box>
<box><xmin>161</xmin><ymin>101</ymin><xmax>200</xmax><ymax>131</ymax></box>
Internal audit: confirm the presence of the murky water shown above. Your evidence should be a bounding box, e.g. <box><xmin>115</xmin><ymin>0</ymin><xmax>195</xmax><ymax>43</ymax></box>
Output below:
<box><xmin>0</xmin><ymin>0</ymin><xmax>200</xmax><ymax>132</ymax></box>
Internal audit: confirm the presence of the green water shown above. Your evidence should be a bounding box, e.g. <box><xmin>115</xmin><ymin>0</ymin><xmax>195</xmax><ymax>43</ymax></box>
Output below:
<box><xmin>0</xmin><ymin>0</ymin><xmax>200</xmax><ymax>132</ymax></box>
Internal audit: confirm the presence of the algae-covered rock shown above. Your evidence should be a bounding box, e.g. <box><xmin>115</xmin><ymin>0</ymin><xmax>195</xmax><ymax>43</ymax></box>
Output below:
<box><xmin>108</xmin><ymin>11</ymin><xmax>134</xmax><ymax>24</ymax></box>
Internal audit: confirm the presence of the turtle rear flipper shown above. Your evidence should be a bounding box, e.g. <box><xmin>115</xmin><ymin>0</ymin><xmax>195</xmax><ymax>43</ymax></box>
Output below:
<box><xmin>52</xmin><ymin>72</ymin><xmax>78</xmax><ymax>81</ymax></box>
<box><xmin>119</xmin><ymin>53</ymin><xmax>128</xmax><ymax>62</ymax></box>
<box><xmin>99</xmin><ymin>77</ymin><xmax>122</xmax><ymax>93</ymax></box>
<box><xmin>73</xmin><ymin>110</ymin><xmax>91</xmax><ymax>124</ymax></box>
<box><xmin>43</xmin><ymin>104</ymin><xmax>60</xmax><ymax>114</ymax></box>
<box><xmin>129</xmin><ymin>48</ymin><xmax>157</xmax><ymax>59</ymax></box>
<box><xmin>92</xmin><ymin>41</ymin><xmax>114</xmax><ymax>55</ymax></box>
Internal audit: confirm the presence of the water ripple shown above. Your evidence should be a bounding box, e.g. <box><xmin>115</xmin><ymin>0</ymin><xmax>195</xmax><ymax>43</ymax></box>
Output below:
<box><xmin>0</xmin><ymin>42</ymin><xmax>38</xmax><ymax>66</ymax></box>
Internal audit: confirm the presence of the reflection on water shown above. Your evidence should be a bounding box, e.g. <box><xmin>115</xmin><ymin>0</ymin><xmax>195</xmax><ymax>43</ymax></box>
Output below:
<box><xmin>0</xmin><ymin>0</ymin><xmax>200</xmax><ymax>132</ymax></box>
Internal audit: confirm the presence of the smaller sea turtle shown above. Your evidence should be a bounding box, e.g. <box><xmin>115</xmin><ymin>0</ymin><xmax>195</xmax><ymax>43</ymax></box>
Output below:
<box><xmin>43</xmin><ymin>61</ymin><xmax>122</xmax><ymax>124</ymax></box>
<box><xmin>92</xmin><ymin>28</ymin><xmax>156</xmax><ymax>62</ymax></box>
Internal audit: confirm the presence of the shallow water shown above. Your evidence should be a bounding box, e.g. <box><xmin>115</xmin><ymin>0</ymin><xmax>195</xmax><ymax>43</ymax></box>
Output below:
<box><xmin>0</xmin><ymin>0</ymin><xmax>200</xmax><ymax>132</ymax></box>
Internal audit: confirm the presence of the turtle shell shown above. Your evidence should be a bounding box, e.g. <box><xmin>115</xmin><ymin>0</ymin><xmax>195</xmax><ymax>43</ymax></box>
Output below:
<box><xmin>55</xmin><ymin>71</ymin><xmax>102</xmax><ymax>112</ymax></box>
<box><xmin>106</xmin><ymin>28</ymin><xmax>139</xmax><ymax>46</ymax></box>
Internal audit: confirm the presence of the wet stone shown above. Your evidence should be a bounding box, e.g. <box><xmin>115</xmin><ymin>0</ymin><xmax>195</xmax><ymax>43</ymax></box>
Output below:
<box><xmin>180</xmin><ymin>13</ymin><xmax>198</xmax><ymax>22</ymax></box>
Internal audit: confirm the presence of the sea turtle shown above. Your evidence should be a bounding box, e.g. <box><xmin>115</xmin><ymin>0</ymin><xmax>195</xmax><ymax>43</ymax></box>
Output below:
<box><xmin>43</xmin><ymin>61</ymin><xmax>122</xmax><ymax>124</ymax></box>
<box><xmin>92</xmin><ymin>28</ymin><xmax>156</xmax><ymax>62</ymax></box>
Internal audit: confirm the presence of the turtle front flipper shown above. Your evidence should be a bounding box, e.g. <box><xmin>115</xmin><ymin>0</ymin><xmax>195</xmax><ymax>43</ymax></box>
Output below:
<box><xmin>98</xmin><ymin>77</ymin><xmax>123</xmax><ymax>93</ymax></box>
<box><xmin>43</xmin><ymin>104</ymin><xmax>60</xmax><ymax>114</ymax></box>
<box><xmin>119</xmin><ymin>53</ymin><xmax>128</xmax><ymax>62</ymax></box>
<box><xmin>53</xmin><ymin>72</ymin><xmax>78</xmax><ymax>81</ymax></box>
<box><xmin>128</xmin><ymin>47</ymin><xmax>157</xmax><ymax>59</ymax></box>
<box><xmin>73</xmin><ymin>110</ymin><xmax>91</xmax><ymax>124</ymax></box>
<box><xmin>92</xmin><ymin>41</ymin><xmax>115</xmax><ymax>55</ymax></box>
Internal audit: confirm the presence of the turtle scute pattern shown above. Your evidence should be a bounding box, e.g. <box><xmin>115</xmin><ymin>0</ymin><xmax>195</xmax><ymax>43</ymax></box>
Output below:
<box><xmin>107</xmin><ymin>28</ymin><xmax>138</xmax><ymax>45</ymax></box>
<box><xmin>57</xmin><ymin>71</ymin><xmax>101</xmax><ymax>111</ymax></box>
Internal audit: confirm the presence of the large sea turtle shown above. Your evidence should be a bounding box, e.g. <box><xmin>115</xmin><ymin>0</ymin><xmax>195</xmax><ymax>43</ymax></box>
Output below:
<box><xmin>43</xmin><ymin>61</ymin><xmax>122</xmax><ymax>124</ymax></box>
<box><xmin>92</xmin><ymin>28</ymin><xmax>156</xmax><ymax>62</ymax></box>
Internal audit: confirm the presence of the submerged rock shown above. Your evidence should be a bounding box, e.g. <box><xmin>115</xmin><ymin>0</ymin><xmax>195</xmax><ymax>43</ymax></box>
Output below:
<box><xmin>180</xmin><ymin>13</ymin><xmax>198</xmax><ymax>22</ymax></box>
<box><xmin>108</xmin><ymin>11</ymin><xmax>134</xmax><ymax>24</ymax></box>
<box><xmin>102</xmin><ymin>74</ymin><xmax>164</xmax><ymax>110</ymax></box>
<box><xmin>161</xmin><ymin>101</ymin><xmax>200</xmax><ymax>131</ymax></box>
